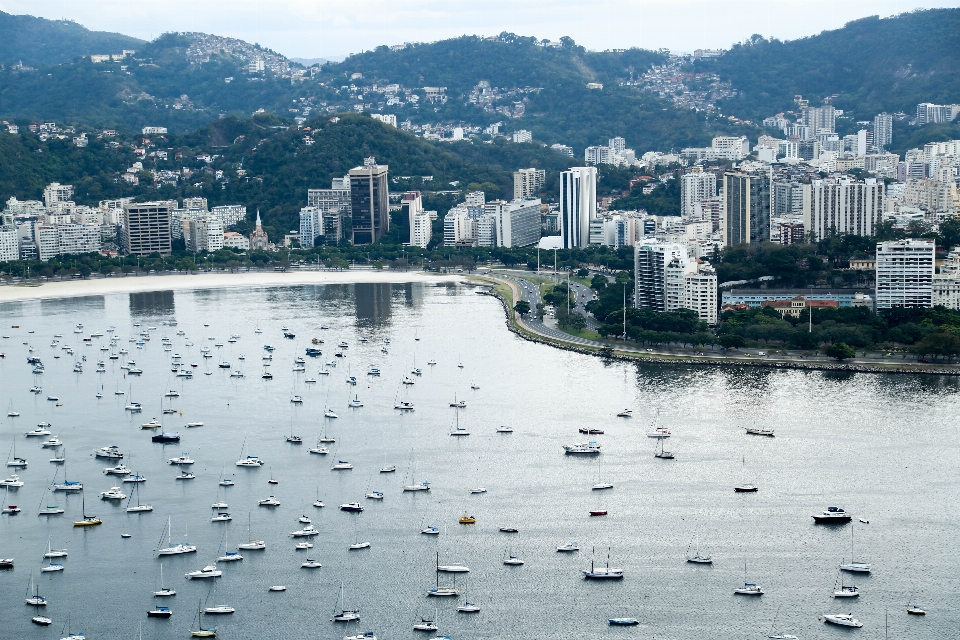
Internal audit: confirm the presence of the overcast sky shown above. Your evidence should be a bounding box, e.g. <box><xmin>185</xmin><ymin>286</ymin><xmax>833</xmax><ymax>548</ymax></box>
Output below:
<box><xmin>2</xmin><ymin>0</ymin><xmax>957</xmax><ymax>59</ymax></box>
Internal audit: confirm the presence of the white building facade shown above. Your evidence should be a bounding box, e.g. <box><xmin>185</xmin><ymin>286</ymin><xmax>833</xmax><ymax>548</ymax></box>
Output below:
<box><xmin>559</xmin><ymin>167</ymin><xmax>597</xmax><ymax>249</ymax></box>
<box><xmin>875</xmin><ymin>239</ymin><xmax>935</xmax><ymax>309</ymax></box>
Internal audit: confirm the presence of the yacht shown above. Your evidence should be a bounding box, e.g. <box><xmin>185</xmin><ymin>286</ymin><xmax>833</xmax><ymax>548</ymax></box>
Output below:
<box><xmin>295</xmin><ymin>542</ymin><xmax>313</xmax><ymax>550</ymax></box>
<box><xmin>24</xmin><ymin>426</ymin><xmax>52</xmax><ymax>437</ymax></box>
<box><xmin>299</xmin><ymin>515</ymin><xmax>311</xmax><ymax>523</ymax></box>
<box><xmin>746</xmin><ymin>428</ymin><xmax>775</xmax><ymax>437</ymax></box>
<box><xmin>686</xmin><ymin>552</ymin><xmax>713</xmax><ymax>564</ymax></box>
<box><xmin>563</xmin><ymin>442</ymin><xmax>601</xmax><ymax>455</ymax></box>
<box><xmin>99</xmin><ymin>487</ymin><xmax>127</xmax><ymax>501</ymax></box>
<box><xmin>0</xmin><ymin>473</ymin><xmax>24</xmax><ymax>487</ymax></box>
<box><xmin>839</xmin><ymin>561</ymin><xmax>871</xmax><ymax>573</ymax></box>
<box><xmin>822</xmin><ymin>614</ymin><xmax>862</xmax><ymax>627</ymax></box>
<box><xmin>734</xmin><ymin>484</ymin><xmax>759</xmax><ymax>493</ymax></box>
<box><xmin>395</xmin><ymin>401</ymin><xmax>415</xmax><ymax>411</ymax></box>
<box><xmin>332</xmin><ymin>460</ymin><xmax>353</xmax><ymax>470</ymax></box>
<box><xmin>40</xmin><ymin>562</ymin><xmax>64</xmax><ymax>573</ymax></box>
<box><xmin>582</xmin><ymin>557</ymin><xmax>624</xmax><ymax>579</ymax></box>
<box><xmin>367</xmin><ymin>368</ymin><xmax>381</xmax><ymax>376</ymax></box>
<box><xmin>103</xmin><ymin>463</ymin><xmax>131</xmax><ymax>475</ymax></box>
<box><xmin>39</xmin><ymin>505</ymin><xmax>64</xmax><ymax>515</ymax></box>
<box><xmin>258</xmin><ymin>496</ymin><xmax>281</xmax><ymax>507</ymax></box>
<box><xmin>217</xmin><ymin>551</ymin><xmax>242</xmax><ymax>563</ymax></box>
<box><xmin>290</xmin><ymin>525</ymin><xmax>320</xmax><ymax>537</ymax></box>
<box><xmin>300</xmin><ymin>559</ymin><xmax>322</xmax><ymax>569</ymax></box>
<box><xmin>609</xmin><ymin>618</ymin><xmax>640</xmax><ymax>626</ymax></box>
<box><xmin>167</xmin><ymin>454</ymin><xmax>195</xmax><ymax>465</ymax></box>
<box><xmin>557</xmin><ymin>542</ymin><xmax>580</xmax><ymax>552</ymax></box>
<box><xmin>165</xmin><ymin>390</ymin><xmax>180</xmax><ymax>397</ymax></box>
<box><xmin>155</xmin><ymin>517</ymin><xmax>197</xmax><ymax>556</ymax></box>
<box><xmin>403</xmin><ymin>481</ymin><xmax>431</xmax><ymax>492</ymax></box>
<box><xmin>647</xmin><ymin>426</ymin><xmax>671</xmax><ymax>438</ymax></box>
<box><xmin>366</xmin><ymin>491</ymin><xmax>384</xmax><ymax>500</ymax></box>
<box><xmin>449</xmin><ymin>399</ymin><xmax>466</xmax><ymax>408</ymax></box>
<box><xmin>204</xmin><ymin>606</ymin><xmax>235</xmax><ymax>615</ymax></box>
<box><xmin>457</xmin><ymin>602</ymin><xmax>480</xmax><ymax>613</ymax></box>
<box><xmin>185</xmin><ymin>565</ymin><xmax>222</xmax><ymax>579</ymax></box>
<box><xmin>421</xmin><ymin>525</ymin><xmax>440</xmax><ymax>535</ymax></box>
<box><xmin>309</xmin><ymin>442</ymin><xmax>330</xmax><ymax>455</ymax></box>
<box><xmin>437</xmin><ymin>563</ymin><xmax>470</xmax><ymax>573</ymax></box>
<box><xmin>210</xmin><ymin>513</ymin><xmax>232</xmax><ymax>523</ymax></box>
<box><xmin>616</xmin><ymin>408</ymin><xmax>633</xmax><ymax>417</ymax></box>
<box><xmin>176</xmin><ymin>470</ymin><xmax>196</xmax><ymax>480</ymax></box>
<box><xmin>349</xmin><ymin>542</ymin><xmax>371</xmax><ymax>550</ymax></box>
<box><xmin>496</xmin><ymin>426</ymin><xmax>514</xmax><ymax>433</ymax></box>
<box><xmin>236</xmin><ymin>455</ymin><xmax>264</xmax><ymax>467</ymax></box>
<box><xmin>813</xmin><ymin>506</ymin><xmax>852</xmax><ymax>524</ymax></box>
<box><xmin>95</xmin><ymin>445</ymin><xmax>124</xmax><ymax>459</ymax></box>
<box><xmin>187</xmin><ymin>422</ymin><xmax>204</xmax><ymax>428</ymax></box>
<box><xmin>148</xmin><ymin>606</ymin><xmax>173</xmax><ymax>618</ymax></box>
<box><xmin>380</xmin><ymin>465</ymin><xmax>396</xmax><ymax>473</ymax></box>
<box><xmin>413</xmin><ymin>617</ymin><xmax>438</xmax><ymax>632</ymax></box>
<box><xmin>504</xmin><ymin>554</ymin><xmax>524</xmax><ymax>566</ymax></box>
<box><xmin>339</xmin><ymin>503</ymin><xmax>364</xmax><ymax>512</ymax></box>
<box><xmin>499</xmin><ymin>527</ymin><xmax>519</xmax><ymax>533</ymax></box>
<box><xmin>122</xmin><ymin>474</ymin><xmax>146</xmax><ymax>483</ymax></box>
<box><xmin>291</xmin><ymin>395</ymin><xmax>303</xmax><ymax>404</ymax></box>
<box><xmin>2</xmin><ymin>504</ymin><xmax>21</xmax><ymax>514</ymax></box>
<box><xmin>346</xmin><ymin>375</ymin><xmax>357</xmax><ymax>385</ymax></box>
<box><xmin>833</xmin><ymin>584</ymin><xmax>860</xmax><ymax>598</ymax></box>
<box><xmin>125</xmin><ymin>402</ymin><xmax>143</xmax><ymax>412</ymax></box>
<box><xmin>325</xmin><ymin>408</ymin><xmax>338</xmax><ymax>419</ymax></box>
<box><xmin>152</xmin><ymin>433</ymin><xmax>180</xmax><ymax>443</ymax></box>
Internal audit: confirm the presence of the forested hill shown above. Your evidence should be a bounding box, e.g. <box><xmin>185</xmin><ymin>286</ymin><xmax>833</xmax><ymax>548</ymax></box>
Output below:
<box><xmin>0</xmin><ymin>11</ymin><xmax>143</xmax><ymax>66</ymax></box>
<box><xmin>698</xmin><ymin>9</ymin><xmax>960</xmax><ymax>121</ymax></box>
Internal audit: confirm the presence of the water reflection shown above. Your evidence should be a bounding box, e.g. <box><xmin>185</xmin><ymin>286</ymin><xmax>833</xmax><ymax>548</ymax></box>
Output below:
<box><xmin>40</xmin><ymin>295</ymin><xmax>105</xmax><ymax>316</ymax></box>
<box><xmin>128</xmin><ymin>290</ymin><xmax>174</xmax><ymax>317</ymax></box>
<box><xmin>354</xmin><ymin>282</ymin><xmax>393</xmax><ymax>327</ymax></box>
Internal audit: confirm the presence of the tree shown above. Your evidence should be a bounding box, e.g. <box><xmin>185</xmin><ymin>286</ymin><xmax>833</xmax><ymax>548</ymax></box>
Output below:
<box><xmin>912</xmin><ymin>332</ymin><xmax>960</xmax><ymax>362</ymax></box>
<box><xmin>825</xmin><ymin>342</ymin><xmax>856</xmax><ymax>361</ymax></box>
<box><xmin>718</xmin><ymin>334</ymin><xmax>745</xmax><ymax>350</ymax></box>
<box><xmin>576</xmin><ymin>268</ymin><xmax>589</xmax><ymax>278</ymax></box>
<box><xmin>590</xmin><ymin>273</ymin><xmax>608</xmax><ymax>290</ymax></box>
<box><xmin>513</xmin><ymin>300</ymin><xmax>530</xmax><ymax>316</ymax></box>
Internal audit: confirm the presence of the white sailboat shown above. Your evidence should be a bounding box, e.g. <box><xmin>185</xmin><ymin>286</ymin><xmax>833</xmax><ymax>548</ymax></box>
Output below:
<box><xmin>331</xmin><ymin>582</ymin><xmax>360</xmax><ymax>622</ymax></box>
<box><xmin>155</xmin><ymin>515</ymin><xmax>197</xmax><ymax>555</ymax></box>
<box><xmin>839</xmin><ymin>522</ymin><xmax>871</xmax><ymax>573</ymax></box>
<box><xmin>153</xmin><ymin>563</ymin><xmax>176</xmax><ymax>597</ymax></box>
<box><xmin>237</xmin><ymin>512</ymin><xmax>266</xmax><ymax>550</ymax></box>
<box><xmin>592</xmin><ymin>457</ymin><xmax>613</xmax><ymax>490</ymax></box>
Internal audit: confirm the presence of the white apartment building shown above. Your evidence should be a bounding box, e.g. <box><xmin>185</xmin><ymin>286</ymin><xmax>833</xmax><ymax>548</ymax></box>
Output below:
<box><xmin>681</xmin><ymin>169</ymin><xmax>717</xmax><ymax>216</ymax></box>
<box><xmin>222</xmin><ymin>232</ymin><xmax>250</xmax><ymax>250</ymax></box>
<box><xmin>634</xmin><ymin>240</ymin><xmax>688</xmax><ymax>312</ymax></box>
<box><xmin>211</xmin><ymin>205</ymin><xmax>246</xmax><ymax>227</ymax></box>
<box><xmin>0</xmin><ymin>227</ymin><xmax>18</xmax><ymax>262</ymax></box>
<box><xmin>35</xmin><ymin>226</ymin><xmax>60</xmax><ymax>261</ymax></box>
<box><xmin>489</xmin><ymin>199</ymin><xmax>541</xmax><ymax>248</ymax></box>
<box><xmin>476</xmin><ymin>214</ymin><xmax>498</xmax><ymax>247</ymax></box>
<box><xmin>585</xmin><ymin>146</ymin><xmax>613</xmax><ymax>165</ymax></box>
<box><xmin>443</xmin><ymin>206</ymin><xmax>474</xmax><ymax>245</ymax></box>
<box><xmin>802</xmin><ymin>178</ymin><xmax>884</xmax><ymax>239</ymax></box>
<box><xmin>711</xmin><ymin>136</ymin><xmax>750</xmax><ymax>160</ymax></box>
<box><xmin>43</xmin><ymin>183</ymin><xmax>74</xmax><ymax>208</ymax></box>
<box><xmin>933</xmin><ymin>248</ymin><xmax>960</xmax><ymax>309</ymax></box>
<box><xmin>56</xmin><ymin>223</ymin><xmax>101</xmax><ymax>255</ymax></box>
<box><xmin>873</xmin><ymin>113</ymin><xmax>893</xmax><ymax>151</ymax></box>
<box><xmin>183</xmin><ymin>217</ymin><xmax>224</xmax><ymax>253</ymax></box>
<box><xmin>512</xmin><ymin>130</ymin><xmax>532</xmax><ymax>143</ymax></box>
<box><xmin>299</xmin><ymin>206</ymin><xmax>323</xmax><ymax>248</ymax></box>
<box><xmin>684</xmin><ymin>263</ymin><xmax>718</xmax><ymax>325</ymax></box>
<box><xmin>307</xmin><ymin>178</ymin><xmax>351</xmax><ymax>245</ymax></box>
<box><xmin>371</xmin><ymin>114</ymin><xmax>397</xmax><ymax>127</ymax></box>
<box><xmin>559</xmin><ymin>167</ymin><xmax>597</xmax><ymax>249</ymax></box>
<box><xmin>635</xmin><ymin>239</ymin><xmax>718</xmax><ymax>323</ymax></box>
<box><xmin>513</xmin><ymin>168</ymin><xmax>545</xmax><ymax>200</ymax></box>
<box><xmin>141</xmin><ymin>126</ymin><xmax>168</xmax><ymax>135</ymax></box>
<box><xmin>875</xmin><ymin>239</ymin><xmax>935</xmax><ymax>309</ymax></box>
<box><xmin>410</xmin><ymin>211</ymin><xmax>432</xmax><ymax>248</ymax></box>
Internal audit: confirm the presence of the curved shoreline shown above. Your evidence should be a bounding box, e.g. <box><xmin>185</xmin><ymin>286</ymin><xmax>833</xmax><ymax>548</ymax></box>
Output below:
<box><xmin>0</xmin><ymin>270</ymin><xmax>461</xmax><ymax>303</ymax></box>
<box><xmin>474</xmin><ymin>281</ymin><xmax>960</xmax><ymax>377</ymax></box>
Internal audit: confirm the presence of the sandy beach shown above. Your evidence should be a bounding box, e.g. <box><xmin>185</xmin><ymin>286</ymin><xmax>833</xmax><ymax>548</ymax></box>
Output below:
<box><xmin>0</xmin><ymin>269</ymin><xmax>462</xmax><ymax>303</ymax></box>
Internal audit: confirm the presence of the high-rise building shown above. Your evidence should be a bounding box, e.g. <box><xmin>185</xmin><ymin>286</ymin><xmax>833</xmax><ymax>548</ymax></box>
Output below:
<box><xmin>121</xmin><ymin>201</ymin><xmax>172</xmax><ymax>256</ymax></box>
<box><xmin>634</xmin><ymin>240</ymin><xmax>688</xmax><ymax>312</ymax></box>
<box><xmin>513</xmin><ymin>168</ymin><xmax>546</xmax><ymax>200</ymax></box>
<box><xmin>401</xmin><ymin>192</ymin><xmax>431</xmax><ymax>248</ymax></box>
<box><xmin>307</xmin><ymin>177</ymin><xmax>350</xmax><ymax>245</ymax></box>
<box><xmin>684</xmin><ymin>262</ymin><xmax>718</xmax><ymax>325</ymax></box>
<box><xmin>43</xmin><ymin>183</ymin><xmax>74</xmax><ymax>208</ymax></box>
<box><xmin>585</xmin><ymin>146</ymin><xmax>613</xmax><ymax>165</ymax></box>
<box><xmin>349</xmin><ymin>158</ymin><xmax>389</xmax><ymax>245</ymax></box>
<box><xmin>559</xmin><ymin>167</ymin><xmax>597</xmax><ymax>249</ymax></box>
<box><xmin>722</xmin><ymin>172</ymin><xmax>770</xmax><ymax>246</ymax></box>
<box><xmin>443</xmin><ymin>206</ymin><xmax>474</xmax><ymax>246</ymax></box>
<box><xmin>492</xmin><ymin>199</ymin><xmax>541</xmax><ymax>248</ymax></box>
<box><xmin>299</xmin><ymin>206</ymin><xmax>322</xmax><ymax>248</ymax></box>
<box><xmin>873</xmin><ymin>113</ymin><xmax>893</xmax><ymax>151</ymax></box>
<box><xmin>711</xmin><ymin>136</ymin><xmax>750</xmax><ymax>160</ymax></box>
<box><xmin>802</xmin><ymin>178</ymin><xmax>884</xmax><ymax>240</ymax></box>
<box><xmin>802</xmin><ymin>105</ymin><xmax>836</xmax><ymax>134</ymax></box>
<box><xmin>608</xmin><ymin>137</ymin><xmax>626</xmax><ymax>153</ymax></box>
<box><xmin>875</xmin><ymin>239</ymin><xmax>934</xmax><ymax>309</ymax></box>
<box><xmin>0</xmin><ymin>226</ymin><xmax>17</xmax><ymax>262</ymax></box>
<box><xmin>681</xmin><ymin>169</ymin><xmax>717</xmax><ymax>216</ymax></box>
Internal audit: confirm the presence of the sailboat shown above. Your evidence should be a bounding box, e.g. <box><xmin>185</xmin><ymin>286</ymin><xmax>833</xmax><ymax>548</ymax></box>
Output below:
<box><xmin>72</xmin><ymin>493</ymin><xmax>102</xmax><ymax>527</ymax></box>
<box><xmin>592</xmin><ymin>457</ymin><xmax>613</xmax><ymax>490</ymax></box>
<box><xmin>27</xmin><ymin>572</ymin><xmax>52</xmax><ymax>625</ymax></box>
<box><xmin>190</xmin><ymin>599</ymin><xmax>217</xmax><ymax>637</ymax></box>
<box><xmin>155</xmin><ymin>515</ymin><xmax>197</xmax><ymax>555</ymax></box>
<box><xmin>126</xmin><ymin>481</ymin><xmax>153</xmax><ymax>512</ymax></box>
<box><xmin>427</xmin><ymin>552</ymin><xmax>459</xmax><ymax>596</ymax></box>
<box><xmin>413</xmin><ymin>608</ymin><xmax>438</xmax><ymax>631</ymax></box>
<box><xmin>449</xmin><ymin>402</ymin><xmax>469</xmax><ymax>436</ymax></box>
<box><xmin>581</xmin><ymin>547</ymin><xmax>624</xmax><ymax>579</ymax></box>
<box><xmin>734</xmin><ymin>455</ymin><xmax>758</xmax><ymax>493</ymax></box>
<box><xmin>237</xmin><ymin>512</ymin><xmax>266</xmax><ymax>550</ymax></box>
<box><xmin>654</xmin><ymin>438</ymin><xmax>674</xmax><ymax>459</ymax></box>
<box><xmin>6</xmin><ymin>438</ymin><xmax>27</xmax><ymax>468</ymax></box>
<box><xmin>331</xmin><ymin>582</ymin><xmax>361</xmax><ymax>622</ymax></box>
<box><xmin>217</xmin><ymin>525</ymin><xmax>243</xmax><ymax>562</ymax></box>
<box><xmin>153</xmin><ymin>563</ymin><xmax>176</xmax><ymax>597</ymax></box>
<box><xmin>832</xmin><ymin>568</ymin><xmax>859</xmax><ymax>598</ymax></box>
<box><xmin>733</xmin><ymin>560</ymin><xmax>763</xmax><ymax>595</ymax></box>
<box><xmin>204</xmin><ymin>575</ymin><xmax>235</xmax><ymax>614</ymax></box>
<box><xmin>685</xmin><ymin>537</ymin><xmax>712</xmax><ymax>564</ymax></box>
<box><xmin>839</xmin><ymin>522</ymin><xmax>871</xmax><ymax>573</ymax></box>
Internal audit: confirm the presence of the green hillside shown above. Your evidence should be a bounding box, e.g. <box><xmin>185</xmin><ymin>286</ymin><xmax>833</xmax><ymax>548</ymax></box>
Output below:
<box><xmin>0</xmin><ymin>11</ymin><xmax>143</xmax><ymax>66</ymax></box>
<box><xmin>699</xmin><ymin>9</ymin><xmax>960</xmax><ymax>121</ymax></box>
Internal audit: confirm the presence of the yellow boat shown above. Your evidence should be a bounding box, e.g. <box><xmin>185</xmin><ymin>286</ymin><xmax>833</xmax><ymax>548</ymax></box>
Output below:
<box><xmin>73</xmin><ymin>517</ymin><xmax>102</xmax><ymax>527</ymax></box>
<box><xmin>458</xmin><ymin>512</ymin><xmax>476</xmax><ymax>524</ymax></box>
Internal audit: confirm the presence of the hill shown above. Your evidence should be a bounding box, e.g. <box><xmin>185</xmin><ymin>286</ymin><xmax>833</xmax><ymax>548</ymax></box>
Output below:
<box><xmin>0</xmin><ymin>11</ymin><xmax>143</xmax><ymax>67</ymax></box>
<box><xmin>697</xmin><ymin>9</ymin><xmax>960</xmax><ymax>122</ymax></box>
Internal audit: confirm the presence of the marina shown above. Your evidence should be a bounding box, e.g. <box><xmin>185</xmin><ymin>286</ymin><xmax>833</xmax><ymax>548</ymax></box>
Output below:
<box><xmin>0</xmin><ymin>280</ymin><xmax>951</xmax><ymax>638</ymax></box>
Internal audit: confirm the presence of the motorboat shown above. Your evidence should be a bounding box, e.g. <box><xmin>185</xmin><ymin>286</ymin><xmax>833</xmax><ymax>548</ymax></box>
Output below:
<box><xmin>165</xmin><ymin>390</ymin><xmax>180</xmax><ymax>397</ymax></box>
<box><xmin>458</xmin><ymin>512</ymin><xmax>476</xmax><ymax>524</ymax></box>
<box><xmin>258</xmin><ymin>496</ymin><xmax>281</xmax><ymax>507</ymax></box>
<box><xmin>589</xmin><ymin>509</ymin><xmax>608</xmax><ymax>516</ymax></box>
<box><xmin>176</xmin><ymin>470</ymin><xmax>196</xmax><ymax>480</ymax></box>
<box><xmin>269</xmin><ymin>585</ymin><xmax>286</xmax><ymax>592</ymax></box>
<box><xmin>185</xmin><ymin>565</ymin><xmax>222</xmax><ymax>579</ymax></box>
<box><xmin>469</xmin><ymin>487</ymin><xmax>486</xmax><ymax>494</ymax></box>
<box><xmin>735</xmin><ymin>485</ymin><xmax>759</xmax><ymax>493</ymax></box>
<box><xmin>746</xmin><ymin>428</ymin><xmax>775</xmax><ymax>437</ymax></box>
<box><xmin>403</xmin><ymin>481</ymin><xmax>431</xmax><ymax>492</ymax></box>
<box><xmin>907</xmin><ymin>605</ymin><xmax>926</xmax><ymax>615</ymax></box>
<box><xmin>557</xmin><ymin>542</ymin><xmax>579</xmax><ymax>552</ymax></box>
<box><xmin>616</xmin><ymin>409</ymin><xmax>633</xmax><ymax>418</ymax></box>
<box><xmin>499</xmin><ymin>527</ymin><xmax>519</xmax><ymax>533</ymax></box>
<box><xmin>300</xmin><ymin>559</ymin><xmax>322</xmax><ymax>569</ymax></box>
<box><xmin>332</xmin><ymin>460</ymin><xmax>353</xmax><ymax>470</ymax></box>
<box><xmin>457</xmin><ymin>602</ymin><xmax>480</xmax><ymax>613</ymax></box>
<box><xmin>839</xmin><ymin>561</ymin><xmax>871</xmax><ymax>573</ymax></box>
<box><xmin>822</xmin><ymin>614</ymin><xmax>862</xmax><ymax>627</ymax></box>
<box><xmin>349</xmin><ymin>541</ymin><xmax>371</xmax><ymax>550</ymax></box>
<box><xmin>24</xmin><ymin>426</ymin><xmax>52</xmax><ymax>437</ymax></box>
<box><xmin>299</xmin><ymin>515</ymin><xmax>311</xmax><ymax>523</ymax></box>
<box><xmin>339</xmin><ymin>503</ymin><xmax>364</xmax><ymax>512</ymax></box>
<box><xmin>449</xmin><ymin>400</ymin><xmax>466</xmax><ymax>408</ymax></box>
<box><xmin>187</xmin><ymin>422</ymin><xmax>204</xmax><ymax>428</ymax></box>
<box><xmin>367</xmin><ymin>368</ymin><xmax>380</xmax><ymax>376</ymax></box>
<box><xmin>99</xmin><ymin>487</ymin><xmax>127</xmax><ymax>500</ymax></box>
<box><xmin>450</xmin><ymin>427</ymin><xmax>470</xmax><ymax>437</ymax></box>
<box><xmin>813</xmin><ymin>506</ymin><xmax>852</xmax><ymax>524</ymax></box>
<box><xmin>210</xmin><ymin>513</ymin><xmax>232</xmax><ymax>522</ymax></box>
<box><xmin>833</xmin><ymin>585</ymin><xmax>860</xmax><ymax>598</ymax></box>
<box><xmin>365</xmin><ymin>491</ymin><xmax>384</xmax><ymax>500</ymax></box>
<box><xmin>286</xmin><ymin>434</ymin><xmax>303</xmax><ymax>444</ymax></box>
<box><xmin>2</xmin><ymin>504</ymin><xmax>21</xmax><ymax>514</ymax></box>
<box><xmin>504</xmin><ymin>555</ymin><xmax>524</xmax><ymax>566</ymax></box>
<box><xmin>295</xmin><ymin>542</ymin><xmax>313</xmax><ymax>550</ymax></box>
<box><xmin>122</xmin><ymin>474</ymin><xmax>146</xmax><ymax>483</ymax></box>
<box><xmin>592</xmin><ymin>482</ymin><xmax>613</xmax><ymax>490</ymax></box>
<box><xmin>290</xmin><ymin>525</ymin><xmax>320</xmax><ymax>537</ymax></box>
<box><xmin>437</xmin><ymin>563</ymin><xmax>469</xmax><ymax>573</ymax></box>
<box><xmin>563</xmin><ymin>442</ymin><xmax>601</xmax><ymax>455</ymax></box>
<box><xmin>291</xmin><ymin>395</ymin><xmax>303</xmax><ymax>404</ymax></box>
<box><xmin>609</xmin><ymin>618</ymin><xmax>640</xmax><ymax>626</ymax></box>
<box><xmin>579</xmin><ymin>428</ymin><xmax>604</xmax><ymax>434</ymax></box>
<box><xmin>0</xmin><ymin>473</ymin><xmax>23</xmax><ymax>487</ymax></box>
<box><xmin>167</xmin><ymin>454</ymin><xmax>195</xmax><ymax>465</ymax></box>
<box><xmin>95</xmin><ymin>445</ymin><xmax>124</xmax><ymax>459</ymax></box>
<box><xmin>140</xmin><ymin>418</ymin><xmax>162</xmax><ymax>430</ymax></box>
<box><xmin>496</xmin><ymin>426</ymin><xmax>513</xmax><ymax>433</ymax></box>
<box><xmin>152</xmin><ymin>432</ymin><xmax>181</xmax><ymax>443</ymax></box>
<box><xmin>204</xmin><ymin>606</ymin><xmax>235</xmax><ymax>614</ymax></box>
<box><xmin>394</xmin><ymin>401</ymin><xmax>415</xmax><ymax>411</ymax></box>
<box><xmin>380</xmin><ymin>465</ymin><xmax>396</xmax><ymax>473</ymax></box>
<box><xmin>421</xmin><ymin>525</ymin><xmax>440</xmax><ymax>535</ymax></box>
<box><xmin>309</xmin><ymin>444</ymin><xmax>330</xmax><ymax>455</ymax></box>
<box><xmin>148</xmin><ymin>606</ymin><xmax>173</xmax><ymax>618</ymax></box>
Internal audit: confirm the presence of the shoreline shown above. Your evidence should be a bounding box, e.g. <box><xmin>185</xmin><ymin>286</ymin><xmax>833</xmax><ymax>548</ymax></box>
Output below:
<box><xmin>0</xmin><ymin>270</ymin><xmax>461</xmax><ymax>303</ymax></box>
<box><xmin>473</xmin><ymin>276</ymin><xmax>960</xmax><ymax>377</ymax></box>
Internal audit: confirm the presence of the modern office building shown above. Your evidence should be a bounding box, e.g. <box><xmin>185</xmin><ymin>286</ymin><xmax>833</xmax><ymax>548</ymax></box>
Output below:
<box><xmin>802</xmin><ymin>178</ymin><xmax>884</xmax><ymax>240</ymax></box>
<box><xmin>513</xmin><ymin>168</ymin><xmax>546</xmax><ymax>200</ymax></box>
<box><xmin>122</xmin><ymin>201</ymin><xmax>172</xmax><ymax>256</ymax></box>
<box><xmin>299</xmin><ymin>206</ymin><xmax>323</xmax><ymax>248</ymax></box>
<box><xmin>875</xmin><ymin>239</ymin><xmax>935</xmax><ymax>309</ymax></box>
<box><xmin>634</xmin><ymin>240</ymin><xmax>688</xmax><ymax>312</ymax></box>
<box><xmin>559</xmin><ymin>167</ymin><xmax>597</xmax><ymax>249</ymax></box>
<box><xmin>681</xmin><ymin>169</ymin><xmax>717</xmax><ymax>216</ymax></box>
<box><xmin>492</xmin><ymin>199</ymin><xmax>541</xmax><ymax>248</ymax></box>
<box><xmin>349</xmin><ymin>158</ymin><xmax>389</xmax><ymax>245</ymax></box>
<box><xmin>722</xmin><ymin>171</ymin><xmax>770</xmax><ymax>246</ymax></box>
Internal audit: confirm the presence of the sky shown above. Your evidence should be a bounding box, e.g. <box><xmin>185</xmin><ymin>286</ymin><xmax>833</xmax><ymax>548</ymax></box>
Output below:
<box><xmin>1</xmin><ymin>0</ymin><xmax>957</xmax><ymax>60</ymax></box>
